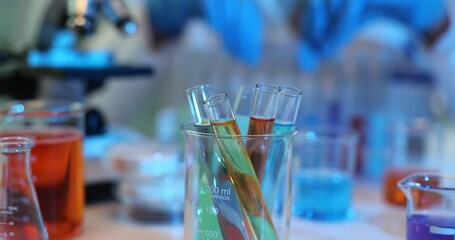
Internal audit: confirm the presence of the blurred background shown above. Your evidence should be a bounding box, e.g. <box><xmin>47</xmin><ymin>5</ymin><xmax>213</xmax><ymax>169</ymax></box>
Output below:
<box><xmin>1</xmin><ymin>0</ymin><xmax>455</xmax><ymax>222</ymax></box>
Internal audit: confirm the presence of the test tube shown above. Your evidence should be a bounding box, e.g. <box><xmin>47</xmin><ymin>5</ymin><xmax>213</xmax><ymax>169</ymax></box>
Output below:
<box><xmin>204</xmin><ymin>93</ymin><xmax>278</xmax><ymax>240</ymax></box>
<box><xmin>186</xmin><ymin>84</ymin><xmax>218</xmax><ymax>172</ymax></box>
<box><xmin>262</xmin><ymin>85</ymin><xmax>302</xmax><ymax>210</ymax></box>
<box><xmin>247</xmin><ymin>83</ymin><xmax>280</xmax><ymax>182</ymax></box>
<box><xmin>186</xmin><ymin>84</ymin><xmax>216</xmax><ymax>126</ymax></box>
<box><xmin>186</xmin><ymin>85</ymin><xmax>249</xmax><ymax>239</ymax></box>
<box><xmin>274</xmin><ymin>85</ymin><xmax>303</xmax><ymax>132</ymax></box>
<box><xmin>232</xmin><ymin>85</ymin><xmax>255</xmax><ymax>135</ymax></box>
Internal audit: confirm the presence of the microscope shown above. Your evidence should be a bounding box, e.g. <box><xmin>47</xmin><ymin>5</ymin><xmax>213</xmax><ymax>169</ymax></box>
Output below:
<box><xmin>0</xmin><ymin>0</ymin><xmax>152</xmax><ymax>101</ymax></box>
<box><xmin>67</xmin><ymin>0</ymin><xmax>137</xmax><ymax>36</ymax></box>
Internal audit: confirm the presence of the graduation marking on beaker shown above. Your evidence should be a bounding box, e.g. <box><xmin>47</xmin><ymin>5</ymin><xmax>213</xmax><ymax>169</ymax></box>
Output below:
<box><xmin>429</xmin><ymin>225</ymin><xmax>455</xmax><ymax>235</ymax></box>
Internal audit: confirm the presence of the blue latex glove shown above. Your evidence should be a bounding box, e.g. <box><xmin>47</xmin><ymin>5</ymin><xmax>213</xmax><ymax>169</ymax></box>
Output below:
<box><xmin>203</xmin><ymin>0</ymin><xmax>446</xmax><ymax>71</ymax></box>
<box><xmin>297</xmin><ymin>0</ymin><xmax>366</xmax><ymax>71</ymax></box>
<box><xmin>296</xmin><ymin>0</ymin><xmax>447</xmax><ymax>71</ymax></box>
<box><xmin>203</xmin><ymin>0</ymin><xmax>264</xmax><ymax>65</ymax></box>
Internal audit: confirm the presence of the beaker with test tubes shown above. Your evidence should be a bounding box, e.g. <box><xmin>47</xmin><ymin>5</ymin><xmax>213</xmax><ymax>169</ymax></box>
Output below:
<box><xmin>398</xmin><ymin>173</ymin><xmax>455</xmax><ymax>240</ymax></box>
<box><xmin>0</xmin><ymin>137</ymin><xmax>48</xmax><ymax>240</ymax></box>
<box><xmin>182</xmin><ymin>93</ymin><xmax>296</xmax><ymax>240</ymax></box>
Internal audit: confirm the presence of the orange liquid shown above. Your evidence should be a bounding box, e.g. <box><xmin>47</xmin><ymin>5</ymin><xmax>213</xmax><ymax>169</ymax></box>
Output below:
<box><xmin>1</xmin><ymin>128</ymin><xmax>84</xmax><ymax>239</ymax></box>
<box><xmin>246</xmin><ymin>117</ymin><xmax>274</xmax><ymax>182</ymax></box>
<box><xmin>383</xmin><ymin>167</ymin><xmax>425</xmax><ymax>206</ymax></box>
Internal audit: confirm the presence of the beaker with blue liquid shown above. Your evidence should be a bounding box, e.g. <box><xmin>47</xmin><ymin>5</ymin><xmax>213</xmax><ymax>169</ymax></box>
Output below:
<box><xmin>292</xmin><ymin>128</ymin><xmax>358</xmax><ymax>221</ymax></box>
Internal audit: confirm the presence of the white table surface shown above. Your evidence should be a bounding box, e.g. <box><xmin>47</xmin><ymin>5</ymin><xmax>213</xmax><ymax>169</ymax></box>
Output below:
<box><xmin>74</xmin><ymin>183</ymin><xmax>407</xmax><ymax>240</ymax></box>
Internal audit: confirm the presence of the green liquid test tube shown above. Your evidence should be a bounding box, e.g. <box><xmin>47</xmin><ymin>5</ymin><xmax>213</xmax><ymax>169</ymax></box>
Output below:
<box><xmin>205</xmin><ymin>94</ymin><xmax>278</xmax><ymax>240</ymax></box>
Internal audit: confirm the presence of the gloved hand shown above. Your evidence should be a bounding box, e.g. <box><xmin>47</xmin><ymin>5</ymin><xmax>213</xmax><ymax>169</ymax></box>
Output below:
<box><xmin>295</xmin><ymin>0</ymin><xmax>366</xmax><ymax>71</ymax></box>
<box><xmin>203</xmin><ymin>0</ymin><xmax>447</xmax><ymax>71</ymax></box>
<box><xmin>203</xmin><ymin>0</ymin><xmax>264</xmax><ymax>65</ymax></box>
<box><xmin>295</xmin><ymin>0</ymin><xmax>447</xmax><ymax>71</ymax></box>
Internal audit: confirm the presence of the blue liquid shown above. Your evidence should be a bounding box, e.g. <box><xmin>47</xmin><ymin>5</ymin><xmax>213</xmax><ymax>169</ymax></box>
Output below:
<box><xmin>293</xmin><ymin>169</ymin><xmax>354</xmax><ymax>221</ymax></box>
<box><xmin>235</xmin><ymin>115</ymin><xmax>250</xmax><ymax>136</ymax></box>
<box><xmin>273</xmin><ymin>122</ymin><xmax>295</xmax><ymax>134</ymax></box>
<box><xmin>262</xmin><ymin>122</ymin><xmax>295</xmax><ymax>211</ymax></box>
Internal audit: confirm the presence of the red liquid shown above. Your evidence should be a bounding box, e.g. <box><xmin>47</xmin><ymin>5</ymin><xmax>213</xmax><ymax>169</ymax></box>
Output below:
<box><xmin>1</xmin><ymin>128</ymin><xmax>84</xmax><ymax>239</ymax></box>
<box><xmin>246</xmin><ymin>117</ymin><xmax>274</xmax><ymax>182</ymax></box>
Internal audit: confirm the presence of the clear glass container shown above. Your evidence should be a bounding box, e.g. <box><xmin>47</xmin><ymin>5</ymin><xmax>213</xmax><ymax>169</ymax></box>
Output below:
<box><xmin>106</xmin><ymin>141</ymin><xmax>184</xmax><ymax>224</ymax></box>
<box><xmin>0</xmin><ymin>137</ymin><xmax>49</xmax><ymax>240</ymax></box>
<box><xmin>182</xmin><ymin>123</ymin><xmax>295</xmax><ymax>240</ymax></box>
<box><xmin>292</xmin><ymin>127</ymin><xmax>358</xmax><ymax>221</ymax></box>
<box><xmin>0</xmin><ymin>100</ymin><xmax>84</xmax><ymax>239</ymax></box>
<box><xmin>399</xmin><ymin>173</ymin><xmax>455</xmax><ymax>240</ymax></box>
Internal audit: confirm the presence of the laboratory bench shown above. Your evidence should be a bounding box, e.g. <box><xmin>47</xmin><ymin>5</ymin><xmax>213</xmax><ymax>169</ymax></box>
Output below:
<box><xmin>75</xmin><ymin>182</ymin><xmax>406</xmax><ymax>240</ymax></box>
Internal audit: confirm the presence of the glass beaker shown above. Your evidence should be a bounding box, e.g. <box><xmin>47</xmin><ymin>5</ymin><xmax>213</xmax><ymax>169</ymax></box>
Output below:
<box><xmin>292</xmin><ymin>127</ymin><xmax>358</xmax><ymax>221</ymax></box>
<box><xmin>0</xmin><ymin>100</ymin><xmax>84</xmax><ymax>239</ymax></box>
<box><xmin>383</xmin><ymin>119</ymin><xmax>443</xmax><ymax>206</ymax></box>
<box><xmin>182</xmin><ymin>123</ymin><xmax>295</xmax><ymax>240</ymax></box>
<box><xmin>107</xmin><ymin>141</ymin><xmax>184</xmax><ymax>224</ymax></box>
<box><xmin>398</xmin><ymin>173</ymin><xmax>455</xmax><ymax>240</ymax></box>
<box><xmin>0</xmin><ymin>137</ymin><xmax>49</xmax><ymax>240</ymax></box>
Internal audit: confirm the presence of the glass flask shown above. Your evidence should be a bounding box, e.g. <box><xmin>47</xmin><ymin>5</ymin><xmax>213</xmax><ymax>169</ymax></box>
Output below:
<box><xmin>0</xmin><ymin>100</ymin><xmax>84</xmax><ymax>239</ymax></box>
<box><xmin>0</xmin><ymin>137</ymin><xmax>49</xmax><ymax>240</ymax></box>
